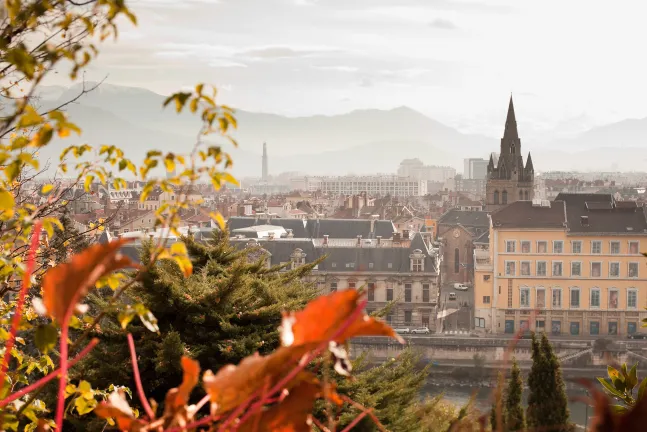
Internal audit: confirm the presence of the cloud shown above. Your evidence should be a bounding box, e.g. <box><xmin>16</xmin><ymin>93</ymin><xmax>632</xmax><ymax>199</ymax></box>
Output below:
<box><xmin>294</xmin><ymin>0</ymin><xmax>319</xmax><ymax>5</ymax></box>
<box><xmin>237</xmin><ymin>46</ymin><xmax>341</xmax><ymax>60</ymax></box>
<box><xmin>314</xmin><ymin>65</ymin><xmax>359</xmax><ymax>72</ymax></box>
<box><xmin>429</xmin><ymin>18</ymin><xmax>458</xmax><ymax>30</ymax></box>
<box><xmin>134</xmin><ymin>0</ymin><xmax>221</xmax><ymax>9</ymax></box>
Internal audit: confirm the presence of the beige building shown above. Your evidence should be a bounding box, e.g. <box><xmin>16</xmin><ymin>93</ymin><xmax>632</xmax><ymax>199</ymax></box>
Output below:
<box><xmin>474</xmin><ymin>194</ymin><xmax>647</xmax><ymax>337</ymax></box>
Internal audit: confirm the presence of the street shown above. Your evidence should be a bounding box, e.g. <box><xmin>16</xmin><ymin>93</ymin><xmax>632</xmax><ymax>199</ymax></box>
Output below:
<box><xmin>438</xmin><ymin>283</ymin><xmax>473</xmax><ymax>332</ymax></box>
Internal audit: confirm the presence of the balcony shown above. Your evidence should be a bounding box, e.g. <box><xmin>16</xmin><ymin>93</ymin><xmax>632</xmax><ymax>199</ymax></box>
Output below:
<box><xmin>474</xmin><ymin>249</ymin><xmax>492</xmax><ymax>271</ymax></box>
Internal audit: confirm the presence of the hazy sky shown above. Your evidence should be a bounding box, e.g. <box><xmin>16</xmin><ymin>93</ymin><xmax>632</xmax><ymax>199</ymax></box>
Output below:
<box><xmin>59</xmin><ymin>0</ymin><xmax>647</xmax><ymax>138</ymax></box>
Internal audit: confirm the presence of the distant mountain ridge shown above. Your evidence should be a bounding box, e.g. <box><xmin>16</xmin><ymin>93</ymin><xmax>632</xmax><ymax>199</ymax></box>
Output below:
<box><xmin>36</xmin><ymin>83</ymin><xmax>647</xmax><ymax>176</ymax></box>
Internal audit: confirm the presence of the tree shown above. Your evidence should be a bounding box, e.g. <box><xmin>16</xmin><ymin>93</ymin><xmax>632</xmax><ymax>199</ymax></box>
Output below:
<box><xmin>490</xmin><ymin>371</ymin><xmax>505</xmax><ymax>432</ymax></box>
<box><xmin>527</xmin><ymin>333</ymin><xmax>571</xmax><ymax>432</ymax></box>
<box><xmin>504</xmin><ymin>359</ymin><xmax>525</xmax><ymax>431</ymax></box>
<box><xmin>71</xmin><ymin>232</ymin><xmax>318</xmax><ymax>411</ymax></box>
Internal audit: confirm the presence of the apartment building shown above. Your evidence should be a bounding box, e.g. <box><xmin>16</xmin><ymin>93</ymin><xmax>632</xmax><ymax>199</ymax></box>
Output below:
<box><xmin>228</xmin><ymin>218</ymin><xmax>441</xmax><ymax>329</ymax></box>
<box><xmin>291</xmin><ymin>175</ymin><xmax>427</xmax><ymax>197</ymax></box>
<box><xmin>474</xmin><ymin>194</ymin><xmax>647</xmax><ymax>337</ymax></box>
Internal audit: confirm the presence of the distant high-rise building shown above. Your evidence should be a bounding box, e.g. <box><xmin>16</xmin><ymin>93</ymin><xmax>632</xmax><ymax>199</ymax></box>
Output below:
<box><xmin>262</xmin><ymin>142</ymin><xmax>268</xmax><ymax>181</ymax></box>
<box><xmin>463</xmin><ymin>158</ymin><xmax>489</xmax><ymax>180</ymax></box>
<box><xmin>485</xmin><ymin>96</ymin><xmax>534</xmax><ymax>211</ymax></box>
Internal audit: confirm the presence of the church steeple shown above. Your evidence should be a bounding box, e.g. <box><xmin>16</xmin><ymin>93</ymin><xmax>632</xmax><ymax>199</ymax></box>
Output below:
<box><xmin>503</xmin><ymin>95</ymin><xmax>519</xmax><ymax>140</ymax></box>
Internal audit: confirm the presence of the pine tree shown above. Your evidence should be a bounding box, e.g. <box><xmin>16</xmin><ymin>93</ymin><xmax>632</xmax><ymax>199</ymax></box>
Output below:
<box><xmin>504</xmin><ymin>359</ymin><xmax>525</xmax><ymax>431</ymax></box>
<box><xmin>527</xmin><ymin>332</ymin><xmax>571</xmax><ymax>432</ymax></box>
<box><xmin>490</xmin><ymin>371</ymin><xmax>505</xmax><ymax>432</ymax></box>
<box><xmin>72</xmin><ymin>231</ymin><xmax>320</xmax><ymax>422</ymax></box>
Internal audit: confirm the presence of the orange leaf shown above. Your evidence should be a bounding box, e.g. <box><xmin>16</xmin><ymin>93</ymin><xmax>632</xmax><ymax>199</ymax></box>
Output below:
<box><xmin>94</xmin><ymin>390</ymin><xmax>143</xmax><ymax>431</ymax></box>
<box><xmin>42</xmin><ymin>238</ymin><xmax>136</xmax><ymax>323</ymax></box>
<box><xmin>280</xmin><ymin>290</ymin><xmax>403</xmax><ymax>347</ymax></box>
<box><xmin>203</xmin><ymin>346</ymin><xmax>311</xmax><ymax>415</ymax></box>
<box><xmin>238</xmin><ymin>380</ymin><xmax>322</xmax><ymax>432</ymax></box>
<box><xmin>172</xmin><ymin>356</ymin><xmax>200</xmax><ymax>408</ymax></box>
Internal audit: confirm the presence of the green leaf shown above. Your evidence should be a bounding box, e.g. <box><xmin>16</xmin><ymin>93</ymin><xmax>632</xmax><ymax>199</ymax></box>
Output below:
<box><xmin>609</xmin><ymin>404</ymin><xmax>628</xmax><ymax>414</ymax></box>
<box><xmin>628</xmin><ymin>363</ymin><xmax>638</xmax><ymax>391</ymax></box>
<box><xmin>598</xmin><ymin>377</ymin><xmax>624</xmax><ymax>399</ymax></box>
<box><xmin>34</xmin><ymin>324</ymin><xmax>57</xmax><ymax>353</ymax></box>
<box><xmin>134</xmin><ymin>304</ymin><xmax>159</xmax><ymax>333</ymax></box>
<box><xmin>117</xmin><ymin>308</ymin><xmax>136</xmax><ymax>330</ymax></box>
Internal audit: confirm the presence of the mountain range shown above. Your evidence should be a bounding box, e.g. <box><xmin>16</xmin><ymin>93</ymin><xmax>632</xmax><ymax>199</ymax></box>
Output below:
<box><xmin>35</xmin><ymin>83</ymin><xmax>647</xmax><ymax>178</ymax></box>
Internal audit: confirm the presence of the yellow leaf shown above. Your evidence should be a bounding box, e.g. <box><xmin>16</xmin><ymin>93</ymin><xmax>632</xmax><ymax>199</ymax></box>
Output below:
<box><xmin>170</xmin><ymin>242</ymin><xmax>188</xmax><ymax>256</ymax></box>
<box><xmin>84</xmin><ymin>175</ymin><xmax>94</xmax><ymax>192</ymax></box>
<box><xmin>17</xmin><ymin>106</ymin><xmax>43</xmax><ymax>128</ymax></box>
<box><xmin>164</xmin><ymin>158</ymin><xmax>175</xmax><ymax>173</ymax></box>
<box><xmin>209</xmin><ymin>212</ymin><xmax>225</xmax><ymax>230</ymax></box>
<box><xmin>41</xmin><ymin>184</ymin><xmax>54</xmax><ymax>195</ymax></box>
<box><xmin>0</xmin><ymin>190</ymin><xmax>15</xmax><ymax>217</ymax></box>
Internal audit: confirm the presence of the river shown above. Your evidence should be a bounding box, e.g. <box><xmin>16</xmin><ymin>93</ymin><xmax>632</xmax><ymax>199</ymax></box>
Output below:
<box><xmin>422</xmin><ymin>384</ymin><xmax>591</xmax><ymax>427</ymax></box>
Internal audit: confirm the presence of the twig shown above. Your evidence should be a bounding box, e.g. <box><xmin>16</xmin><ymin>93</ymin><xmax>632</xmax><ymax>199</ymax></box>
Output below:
<box><xmin>340</xmin><ymin>408</ymin><xmax>372</xmax><ymax>432</ymax></box>
<box><xmin>340</xmin><ymin>395</ymin><xmax>387</xmax><ymax>432</ymax></box>
<box><xmin>0</xmin><ymin>338</ymin><xmax>99</xmax><ymax>408</ymax></box>
<box><xmin>311</xmin><ymin>415</ymin><xmax>332</xmax><ymax>432</ymax></box>
<box><xmin>0</xmin><ymin>222</ymin><xmax>41</xmax><ymax>393</ymax></box>
<box><xmin>127</xmin><ymin>333</ymin><xmax>155</xmax><ymax>420</ymax></box>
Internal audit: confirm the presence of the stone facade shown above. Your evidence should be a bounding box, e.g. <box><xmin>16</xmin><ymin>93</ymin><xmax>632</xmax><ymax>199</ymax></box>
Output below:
<box><xmin>486</xmin><ymin>97</ymin><xmax>534</xmax><ymax>211</ymax></box>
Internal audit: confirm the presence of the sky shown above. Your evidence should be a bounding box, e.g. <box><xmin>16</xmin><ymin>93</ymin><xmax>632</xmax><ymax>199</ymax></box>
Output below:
<box><xmin>54</xmin><ymin>0</ymin><xmax>647</xmax><ymax>139</ymax></box>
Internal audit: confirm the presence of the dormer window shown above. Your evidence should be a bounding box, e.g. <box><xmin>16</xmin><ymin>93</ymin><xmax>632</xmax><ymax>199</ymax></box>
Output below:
<box><xmin>290</xmin><ymin>248</ymin><xmax>306</xmax><ymax>269</ymax></box>
<box><xmin>410</xmin><ymin>249</ymin><xmax>425</xmax><ymax>272</ymax></box>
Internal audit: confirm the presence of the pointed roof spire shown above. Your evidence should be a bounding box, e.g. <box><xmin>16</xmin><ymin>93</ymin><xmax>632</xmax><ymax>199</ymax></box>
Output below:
<box><xmin>525</xmin><ymin>152</ymin><xmax>534</xmax><ymax>172</ymax></box>
<box><xmin>503</xmin><ymin>94</ymin><xmax>519</xmax><ymax>139</ymax></box>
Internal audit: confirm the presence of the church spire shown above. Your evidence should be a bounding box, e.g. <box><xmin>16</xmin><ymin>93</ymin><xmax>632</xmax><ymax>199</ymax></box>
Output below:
<box><xmin>503</xmin><ymin>95</ymin><xmax>519</xmax><ymax>140</ymax></box>
<box><xmin>525</xmin><ymin>151</ymin><xmax>534</xmax><ymax>173</ymax></box>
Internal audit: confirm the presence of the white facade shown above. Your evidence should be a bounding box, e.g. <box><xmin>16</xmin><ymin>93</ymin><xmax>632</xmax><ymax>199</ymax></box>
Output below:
<box><xmin>317</xmin><ymin>175</ymin><xmax>427</xmax><ymax>197</ymax></box>
<box><xmin>397</xmin><ymin>159</ymin><xmax>456</xmax><ymax>182</ymax></box>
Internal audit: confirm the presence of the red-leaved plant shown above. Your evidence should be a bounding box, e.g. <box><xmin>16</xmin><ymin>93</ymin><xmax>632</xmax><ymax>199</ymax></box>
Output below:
<box><xmin>0</xmin><ymin>228</ymin><xmax>404</xmax><ymax>431</ymax></box>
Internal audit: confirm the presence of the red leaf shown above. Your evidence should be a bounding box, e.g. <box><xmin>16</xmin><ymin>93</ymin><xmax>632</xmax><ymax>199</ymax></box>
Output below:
<box><xmin>280</xmin><ymin>290</ymin><xmax>403</xmax><ymax>347</ymax></box>
<box><xmin>169</xmin><ymin>356</ymin><xmax>200</xmax><ymax>409</ymax></box>
<box><xmin>94</xmin><ymin>390</ymin><xmax>143</xmax><ymax>431</ymax></box>
<box><xmin>42</xmin><ymin>238</ymin><xmax>136</xmax><ymax>322</ymax></box>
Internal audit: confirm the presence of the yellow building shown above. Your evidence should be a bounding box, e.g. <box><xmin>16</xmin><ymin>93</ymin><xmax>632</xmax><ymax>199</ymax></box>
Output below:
<box><xmin>474</xmin><ymin>194</ymin><xmax>647</xmax><ymax>337</ymax></box>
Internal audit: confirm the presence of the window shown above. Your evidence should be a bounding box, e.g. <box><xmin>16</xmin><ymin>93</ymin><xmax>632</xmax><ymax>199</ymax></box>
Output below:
<box><xmin>422</xmin><ymin>284</ymin><xmax>430</xmax><ymax>302</ymax></box>
<box><xmin>553</xmin><ymin>241</ymin><xmax>563</xmax><ymax>254</ymax></box>
<box><xmin>628</xmin><ymin>289</ymin><xmax>637</xmax><ymax>309</ymax></box>
<box><xmin>609</xmin><ymin>290</ymin><xmax>618</xmax><ymax>309</ymax></box>
<box><xmin>454</xmin><ymin>248</ymin><xmax>460</xmax><ymax>273</ymax></box>
<box><xmin>331</xmin><ymin>263</ymin><xmax>337</xmax><ymax>268</ymax></box>
<box><xmin>386</xmin><ymin>314</ymin><xmax>393</xmax><ymax>324</ymax></box>
<box><xmin>552</xmin><ymin>261</ymin><xmax>563</xmax><ymax>277</ymax></box>
<box><xmin>505</xmin><ymin>261</ymin><xmax>516</xmax><ymax>276</ymax></box>
<box><xmin>404</xmin><ymin>284</ymin><xmax>412</xmax><ymax>302</ymax></box>
<box><xmin>629</xmin><ymin>262</ymin><xmax>639</xmax><ymax>278</ymax></box>
<box><xmin>345</xmin><ymin>263</ymin><xmax>355</xmax><ymax>268</ymax></box>
<box><xmin>367</xmin><ymin>283</ymin><xmax>375</xmax><ymax>301</ymax></box>
<box><xmin>591</xmin><ymin>262</ymin><xmax>602</xmax><ymax>277</ymax></box>
<box><xmin>592</xmin><ymin>241</ymin><xmax>602</xmax><ymax>254</ymax></box>
<box><xmin>366</xmin><ymin>308</ymin><xmax>375</xmax><ymax>316</ymax></box>
<box><xmin>521</xmin><ymin>261</ymin><xmax>531</xmax><ymax>276</ymax></box>
<box><xmin>506</xmin><ymin>240</ymin><xmax>516</xmax><ymax>253</ymax></box>
<box><xmin>629</xmin><ymin>241</ymin><xmax>640</xmax><ymax>254</ymax></box>
<box><xmin>590</xmin><ymin>288</ymin><xmax>600</xmax><ymax>308</ymax></box>
<box><xmin>483</xmin><ymin>296</ymin><xmax>491</xmax><ymax>304</ymax></box>
<box><xmin>483</xmin><ymin>275</ymin><xmax>491</xmax><ymax>282</ymax></box>
<box><xmin>387</xmin><ymin>263</ymin><xmax>392</xmax><ymax>269</ymax></box>
<box><xmin>404</xmin><ymin>311</ymin><xmax>412</xmax><ymax>325</ymax></box>
<box><xmin>507</xmin><ymin>285</ymin><xmax>513</xmax><ymax>308</ymax></box>
<box><xmin>628</xmin><ymin>322</ymin><xmax>637</xmax><ymax>335</ymax></box>
<box><xmin>386</xmin><ymin>282</ymin><xmax>394</xmax><ymax>301</ymax></box>
<box><xmin>590</xmin><ymin>321</ymin><xmax>600</xmax><ymax>335</ymax></box>
<box><xmin>537</xmin><ymin>241</ymin><xmax>547</xmax><ymax>253</ymax></box>
<box><xmin>348</xmin><ymin>281</ymin><xmax>356</xmax><ymax>289</ymax></box>
<box><xmin>608</xmin><ymin>322</ymin><xmax>618</xmax><ymax>335</ymax></box>
<box><xmin>536</xmin><ymin>320</ymin><xmax>545</xmax><ymax>329</ymax></box>
<box><xmin>368</xmin><ymin>263</ymin><xmax>374</xmax><ymax>269</ymax></box>
<box><xmin>571</xmin><ymin>241</ymin><xmax>582</xmax><ymax>254</ymax></box>
<box><xmin>412</xmin><ymin>258</ymin><xmax>423</xmax><ymax>272</ymax></box>
<box><xmin>552</xmin><ymin>289</ymin><xmax>561</xmax><ymax>308</ymax></box>
<box><xmin>521</xmin><ymin>241</ymin><xmax>531</xmax><ymax>253</ymax></box>
<box><xmin>609</xmin><ymin>262</ymin><xmax>620</xmax><ymax>278</ymax></box>
<box><xmin>570</xmin><ymin>322</ymin><xmax>580</xmax><ymax>336</ymax></box>
<box><xmin>571</xmin><ymin>262</ymin><xmax>581</xmax><ymax>277</ymax></box>
<box><xmin>570</xmin><ymin>288</ymin><xmax>580</xmax><ymax>308</ymax></box>
<box><xmin>494</xmin><ymin>190</ymin><xmax>499</xmax><ymax>204</ymax></box>
<box><xmin>330</xmin><ymin>282</ymin><xmax>337</xmax><ymax>293</ymax></box>
<box><xmin>536</xmin><ymin>288</ymin><xmax>546</xmax><ymax>308</ymax></box>
<box><xmin>520</xmin><ymin>287</ymin><xmax>530</xmax><ymax>307</ymax></box>
<box><xmin>502</xmin><ymin>190</ymin><xmax>508</xmax><ymax>204</ymax></box>
<box><xmin>536</xmin><ymin>261</ymin><xmax>547</xmax><ymax>276</ymax></box>
<box><xmin>610</xmin><ymin>241</ymin><xmax>621</xmax><ymax>255</ymax></box>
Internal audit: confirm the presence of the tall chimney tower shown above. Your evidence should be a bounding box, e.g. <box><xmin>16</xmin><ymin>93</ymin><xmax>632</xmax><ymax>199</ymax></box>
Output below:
<box><xmin>262</xmin><ymin>142</ymin><xmax>268</xmax><ymax>181</ymax></box>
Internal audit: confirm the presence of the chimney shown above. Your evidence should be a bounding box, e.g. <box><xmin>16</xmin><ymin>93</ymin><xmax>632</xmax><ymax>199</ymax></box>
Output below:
<box><xmin>403</xmin><ymin>229</ymin><xmax>410</xmax><ymax>239</ymax></box>
<box><xmin>393</xmin><ymin>232</ymin><xmax>401</xmax><ymax>242</ymax></box>
<box><xmin>581</xmin><ymin>216</ymin><xmax>589</xmax><ymax>226</ymax></box>
<box><xmin>286</xmin><ymin>229</ymin><xmax>293</xmax><ymax>238</ymax></box>
<box><xmin>357</xmin><ymin>235</ymin><xmax>362</xmax><ymax>246</ymax></box>
<box><xmin>268</xmin><ymin>232</ymin><xmax>275</xmax><ymax>240</ymax></box>
<box><xmin>376</xmin><ymin>236</ymin><xmax>382</xmax><ymax>246</ymax></box>
<box><xmin>323</xmin><ymin>234</ymin><xmax>329</xmax><ymax>246</ymax></box>
<box><xmin>370</xmin><ymin>214</ymin><xmax>378</xmax><ymax>236</ymax></box>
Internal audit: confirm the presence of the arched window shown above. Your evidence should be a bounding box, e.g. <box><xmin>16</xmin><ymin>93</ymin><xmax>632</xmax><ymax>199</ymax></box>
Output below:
<box><xmin>524</xmin><ymin>190</ymin><xmax>529</xmax><ymax>200</ymax></box>
<box><xmin>493</xmin><ymin>190</ymin><xmax>500</xmax><ymax>205</ymax></box>
<box><xmin>502</xmin><ymin>190</ymin><xmax>508</xmax><ymax>204</ymax></box>
<box><xmin>519</xmin><ymin>190</ymin><xmax>524</xmax><ymax>200</ymax></box>
<box><xmin>454</xmin><ymin>248</ymin><xmax>460</xmax><ymax>273</ymax></box>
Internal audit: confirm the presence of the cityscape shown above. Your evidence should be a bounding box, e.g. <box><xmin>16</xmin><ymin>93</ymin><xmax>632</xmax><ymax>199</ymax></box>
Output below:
<box><xmin>4</xmin><ymin>1</ymin><xmax>647</xmax><ymax>431</ymax></box>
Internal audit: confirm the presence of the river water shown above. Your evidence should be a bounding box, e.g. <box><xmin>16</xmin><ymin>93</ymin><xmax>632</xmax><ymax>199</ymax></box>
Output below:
<box><xmin>422</xmin><ymin>384</ymin><xmax>590</xmax><ymax>427</ymax></box>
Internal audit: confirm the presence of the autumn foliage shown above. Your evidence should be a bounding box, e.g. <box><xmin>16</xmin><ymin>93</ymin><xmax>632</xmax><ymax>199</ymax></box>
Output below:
<box><xmin>0</xmin><ymin>231</ymin><xmax>403</xmax><ymax>431</ymax></box>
